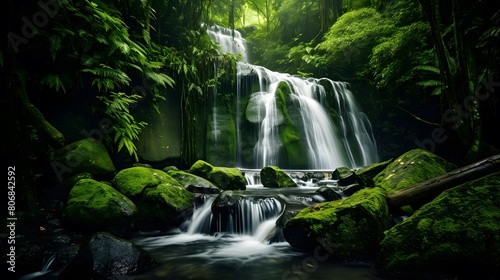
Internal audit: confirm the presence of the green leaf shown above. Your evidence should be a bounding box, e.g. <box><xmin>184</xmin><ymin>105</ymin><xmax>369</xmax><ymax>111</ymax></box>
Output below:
<box><xmin>40</xmin><ymin>74</ymin><xmax>67</xmax><ymax>93</ymax></box>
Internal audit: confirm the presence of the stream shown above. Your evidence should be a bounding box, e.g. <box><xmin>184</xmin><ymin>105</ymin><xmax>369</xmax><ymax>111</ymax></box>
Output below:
<box><xmin>129</xmin><ymin>178</ymin><xmax>385</xmax><ymax>280</ymax></box>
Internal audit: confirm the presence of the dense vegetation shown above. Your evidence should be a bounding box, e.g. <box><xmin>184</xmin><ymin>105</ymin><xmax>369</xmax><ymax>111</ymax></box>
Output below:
<box><xmin>2</xmin><ymin>0</ymin><xmax>499</xmax><ymax>213</ymax></box>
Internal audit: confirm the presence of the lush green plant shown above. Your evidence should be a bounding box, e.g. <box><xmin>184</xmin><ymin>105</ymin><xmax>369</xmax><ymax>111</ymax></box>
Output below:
<box><xmin>369</xmin><ymin>22</ymin><xmax>435</xmax><ymax>94</ymax></box>
<box><xmin>316</xmin><ymin>8</ymin><xmax>396</xmax><ymax>77</ymax></box>
<box><xmin>37</xmin><ymin>0</ymin><xmax>175</xmax><ymax>160</ymax></box>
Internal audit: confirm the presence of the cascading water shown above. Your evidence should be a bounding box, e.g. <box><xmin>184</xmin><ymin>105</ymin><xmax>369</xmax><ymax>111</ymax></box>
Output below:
<box><xmin>206</xmin><ymin>25</ymin><xmax>378</xmax><ymax>170</ymax></box>
<box><xmin>206</xmin><ymin>25</ymin><xmax>248</xmax><ymax>63</ymax></box>
<box><xmin>124</xmin><ymin>25</ymin><xmax>383</xmax><ymax>280</ymax></box>
<box><xmin>186</xmin><ymin>195</ymin><xmax>283</xmax><ymax>240</ymax></box>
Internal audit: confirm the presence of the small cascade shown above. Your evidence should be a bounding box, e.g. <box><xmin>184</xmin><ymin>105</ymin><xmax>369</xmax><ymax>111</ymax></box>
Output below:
<box><xmin>186</xmin><ymin>195</ymin><xmax>283</xmax><ymax>240</ymax></box>
<box><xmin>206</xmin><ymin>25</ymin><xmax>248</xmax><ymax>62</ymax></box>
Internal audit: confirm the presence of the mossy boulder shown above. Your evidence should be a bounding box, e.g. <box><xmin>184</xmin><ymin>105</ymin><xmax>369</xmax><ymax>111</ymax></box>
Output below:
<box><xmin>189</xmin><ymin>160</ymin><xmax>246</xmax><ymax>190</ymax></box>
<box><xmin>261</xmin><ymin>166</ymin><xmax>298</xmax><ymax>188</ymax></box>
<box><xmin>64</xmin><ymin>179</ymin><xmax>138</xmax><ymax>237</ymax></box>
<box><xmin>113</xmin><ymin>167</ymin><xmax>173</xmax><ymax>198</ymax></box>
<box><xmin>379</xmin><ymin>172</ymin><xmax>500</xmax><ymax>279</ymax></box>
<box><xmin>112</xmin><ymin>167</ymin><xmax>193</xmax><ymax>230</ymax></box>
<box><xmin>373</xmin><ymin>149</ymin><xmax>456</xmax><ymax>193</ymax></box>
<box><xmin>355</xmin><ymin>158</ymin><xmax>393</xmax><ymax>188</ymax></box>
<box><xmin>51</xmin><ymin>138</ymin><xmax>116</xmax><ymax>182</ymax></box>
<box><xmin>283</xmin><ymin>188</ymin><xmax>392</xmax><ymax>260</ymax></box>
<box><xmin>167</xmin><ymin>170</ymin><xmax>221</xmax><ymax>194</ymax></box>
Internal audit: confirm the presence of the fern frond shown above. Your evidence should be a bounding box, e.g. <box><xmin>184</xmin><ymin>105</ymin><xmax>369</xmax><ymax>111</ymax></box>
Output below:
<box><xmin>413</xmin><ymin>65</ymin><xmax>441</xmax><ymax>74</ymax></box>
<box><xmin>145</xmin><ymin>70</ymin><xmax>175</xmax><ymax>88</ymax></box>
<box><xmin>40</xmin><ymin>74</ymin><xmax>67</xmax><ymax>93</ymax></box>
<box><xmin>416</xmin><ymin>80</ymin><xmax>443</xmax><ymax>87</ymax></box>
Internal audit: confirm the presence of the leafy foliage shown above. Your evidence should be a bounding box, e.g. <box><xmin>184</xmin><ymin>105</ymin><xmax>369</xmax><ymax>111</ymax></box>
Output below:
<box><xmin>316</xmin><ymin>8</ymin><xmax>396</xmax><ymax>77</ymax></box>
<box><xmin>369</xmin><ymin>22</ymin><xmax>435</xmax><ymax>93</ymax></box>
<box><xmin>33</xmin><ymin>0</ymin><xmax>178</xmax><ymax>160</ymax></box>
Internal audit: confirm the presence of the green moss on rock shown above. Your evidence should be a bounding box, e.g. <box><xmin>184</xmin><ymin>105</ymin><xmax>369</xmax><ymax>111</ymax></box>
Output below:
<box><xmin>379</xmin><ymin>172</ymin><xmax>500</xmax><ymax>278</ymax></box>
<box><xmin>65</xmin><ymin>179</ymin><xmax>137</xmax><ymax>237</ymax></box>
<box><xmin>355</xmin><ymin>158</ymin><xmax>393</xmax><ymax>188</ymax></box>
<box><xmin>208</xmin><ymin>167</ymin><xmax>246</xmax><ymax>190</ymax></box>
<box><xmin>261</xmin><ymin>166</ymin><xmax>298</xmax><ymax>188</ymax></box>
<box><xmin>113</xmin><ymin>167</ymin><xmax>172</xmax><ymax>198</ymax></box>
<box><xmin>373</xmin><ymin>149</ymin><xmax>456</xmax><ymax>193</ymax></box>
<box><xmin>112</xmin><ymin>167</ymin><xmax>193</xmax><ymax>230</ymax></box>
<box><xmin>52</xmin><ymin>138</ymin><xmax>116</xmax><ymax>181</ymax></box>
<box><xmin>284</xmin><ymin>188</ymin><xmax>392</xmax><ymax>260</ymax></box>
<box><xmin>167</xmin><ymin>170</ymin><xmax>221</xmax><ymax>194</ymax></box>
<box><xmin>189</xmin><ymin>160</ymin><xmax>246</xmax><ymax>190</ymax></box>
<box><xmin>189</xmin><ymin>160</ymin><xmax>214</xmax><ymax>178</ymax></box>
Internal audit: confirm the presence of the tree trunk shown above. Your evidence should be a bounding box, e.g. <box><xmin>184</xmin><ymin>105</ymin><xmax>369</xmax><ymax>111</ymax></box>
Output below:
<box><xmin>386</xmin><ymin>154</ymin><xmax>500</xmax><ymax>207</ymax></box>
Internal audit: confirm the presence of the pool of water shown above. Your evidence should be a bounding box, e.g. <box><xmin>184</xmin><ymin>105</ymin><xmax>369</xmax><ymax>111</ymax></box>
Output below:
<box><xmin>129</xmin><ymin>230</ymin><xmax>385</xmax><ymax>280</ymax></box>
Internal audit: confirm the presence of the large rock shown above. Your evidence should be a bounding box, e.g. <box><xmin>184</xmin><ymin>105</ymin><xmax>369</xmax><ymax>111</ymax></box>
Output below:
<box><xmin>373</xmin><ymin>149</ymin><xmax>456</xmax><ymax>193</ymax></box>
<box><xmin>332</xmin><ymin>167</ymin><xmax>356</xmax><ymax>186</ymax></box>
<box><xmin>283</xmin><ymin>188</ymin><xmax>392</xmax><ymax>261</ymax></box>
<box><xmin>315</xmin><ymin>186</ymin><xmax>342</xmax><ymax>201</ymax></box>
<box><xmin>261</xmin><ymin>165</ymin><xmax>298</xmax><ymax>188</ymax></box>
<box><xmin>355</xmin><ymin>158</ymin><xmax>393</xmax><ymax>188</ymax></box>
<box><xmin>64</xmin><ymin>179</ymin><xmax>138</xmax><ymax>237</ymax></box>
<box><xmin>60</xmin><ymin>232</ymin><xmax>157</xmax><ymax>279</ymax></box>
<box><xmin>189</xmin><ymin>160</ymin><xmax>246</xmax><ymax>190</ymax></box>
<box><xmin>112</xmin><ymin>167</ymin><xmax>193</xmax><ymax>230</ymax></box>
<box><xmin>51</xmin><ymin>138</ymin><xmax>116</xmax><ymax>182</ymax></box>
<box><xmin>379</xmin><ymin>173</ymin><xmax>500</xmax><ymax>279</ymax></box>
<box><xmin>167</xmin><ymin>169</ymin><xmax>221</xmax><ymax>194</ymax></box>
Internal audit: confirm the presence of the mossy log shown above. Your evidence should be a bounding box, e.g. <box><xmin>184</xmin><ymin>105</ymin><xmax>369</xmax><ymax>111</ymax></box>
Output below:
<box><xmin>386</xmin><ymin>154</ymin><xmax>500</xmax><ymax>207</ymax></box>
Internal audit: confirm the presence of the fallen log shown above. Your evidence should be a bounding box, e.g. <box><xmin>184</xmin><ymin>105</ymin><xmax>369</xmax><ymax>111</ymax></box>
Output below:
<box><xmin>386</xmin><ymin>154</ymin><xmax>500</xmax><ymax>207</ymax></box>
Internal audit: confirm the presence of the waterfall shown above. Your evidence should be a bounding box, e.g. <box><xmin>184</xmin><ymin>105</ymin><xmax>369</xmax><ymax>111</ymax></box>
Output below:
<box><xmin>206</xmin><ymin>25</ymin><xmax>248</xmax><ymax>63</ymax></box>
<box><xmin>186</xmin><ymin>196</ymin><xmax>283</xmax><ymax>239</ymax></box>
<box><xmin>206</xmin><ymin>25</ymin><xmax>378</xmax><ymax>169</ymax></box>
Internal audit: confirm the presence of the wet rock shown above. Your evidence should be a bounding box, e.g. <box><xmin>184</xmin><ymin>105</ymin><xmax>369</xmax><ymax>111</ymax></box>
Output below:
<box><xmin>261</xmin><ymin>165</ymin><xmax>298</xmax><ymax>188</ymax></box>
<box><xmin>380</xmin><ymin>173</ymin><xmax>500</xmax><ymax>279</ymax></box>
<box><xmin>167</xmin><ymin>169</ymin><xmax>221</xmax><ymax>194</ymax></box>
<box><xmin>342</xmin><ymin>183</ymin><xmax>362</xmax><ymax>197</ymax></box>
<box><xmin>283</xmin><ymin>188</ymin><xmax>392</xmax><ymax>261</ymax></box>
<box><xmin>60</xmin><ymin>232</ymin><xmax>157</xmax><ymax>279</ymax></box>
<box><xmin>332</xmin><ymin>167</ymin><xmax>356</xmax><ymax>186</ymax></box>
<box><xmin>64</xmin><ymin>179</ymin><xmax>138</xmax><ymax>237</ymax></box>
<box><xmin>315</xmin><ymin>186</ymin><xmax>342</xmax><ymax>201</ymax></box>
